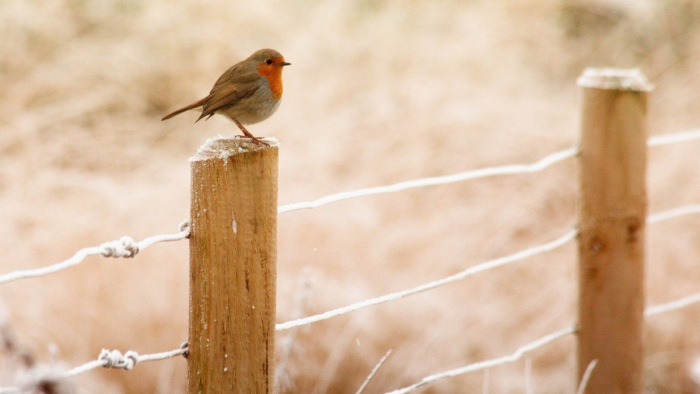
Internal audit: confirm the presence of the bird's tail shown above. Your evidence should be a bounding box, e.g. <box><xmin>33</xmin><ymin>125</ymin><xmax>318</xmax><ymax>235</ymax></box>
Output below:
<box><xmin>161</xmin><ymin>97</ymin><xmax>208</xmax><ymax>121</ymax></box>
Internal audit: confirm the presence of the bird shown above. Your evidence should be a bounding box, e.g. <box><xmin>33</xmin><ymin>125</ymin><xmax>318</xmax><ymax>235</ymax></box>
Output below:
<box><xmin>162</xmin><ymin>48</ymin><xmax>290</xmax><ymax>145</ymax></box>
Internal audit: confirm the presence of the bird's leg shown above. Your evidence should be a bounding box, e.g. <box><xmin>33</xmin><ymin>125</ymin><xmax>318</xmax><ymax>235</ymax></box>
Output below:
<box><xmin>232</xmin><ymin>118</ymin><xmax>270</xmax><ymax>146</ymax></box>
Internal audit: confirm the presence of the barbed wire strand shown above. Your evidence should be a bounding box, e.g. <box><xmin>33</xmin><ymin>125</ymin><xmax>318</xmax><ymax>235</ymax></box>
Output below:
<box><xmin>277</xmin><ymin>203</ymin><xmax>700</xmax><ymax>331</ymax></box>
<box><xmin>0</xmin><ymin>130</ymin><xmax>694</xmax><ymax>391</ymax></box>
<box><xmin>378</xmin><ymin>204</ymin><xmax>700</xmax><ymax>393</ymax></box>
<box><xmin>277</xmin><ymin>147</ymin><xmax>579</xmax><ymax>214</ymax></box>
<box><xmin>0</xmin><ymin>205</ymin><xmax>689</xmax><ymax>390</ymax></box>
<box><xmin>3</xmin><ymin>284</ymin><xmax>698</xmax><ymax>394</ymax></box>
<box><xmin>3</xmin><ymin>130</ymin><xmax>698</xmax><ymax>287</ymax></box>
<box><xmin>646</xmin><ymin>205</ymin><xmax>700</xmax><ymax>318</ymax></box>
<box><xmin>647</xmin><ymin>129</ymin><xmax>700</xmax><ymax>147</ymax></box>
<box><xmin>0</xmin><ymin>222</ymin><xmax>190</xmax><ymax>286</ymax></box>
<box><xmin>645</xmin><ymin>291</ymin><xmax>700</xmax><ymax>317</ymax></box>
<box><xmin>0</xmin><ymin>149</ymin><xmax>577</xmax><ymax>285</ymax></box>
<box><xmin>67</xmin><ymin>345</ymin><xmax>188</xmax><ymax>377</ymax></box>
<box><xmin>277</xmin><ymin>128</ymin><xmax>700</xmax><ymax>215</ymax></box>
<box><xmin>384</xmin><ymin>285</ymin><xmax>700</xmax><ymax>394</ymax></box>
<box><xmin>276</xmin><ymin>229</ymin><xmax>577</xmax><ymax>331</ymax></box>
<box><xmin>0</xmin><ymin>207</ymin><xmax>695</xmax><ymax>392</ymax></box>
<box><xmin>0</xmin><ymin>345</ymin><xmax>188</xmax><ymax>394</ymax></box>
<box><xmin>647</xmin><ymin>204</ymin><xmax>700</xmax><ymax>224</ymax></box>
<box><xmin>385</xmin><ymin>326</ymin><xmax>577</xmax><ymax>394</ymax></box>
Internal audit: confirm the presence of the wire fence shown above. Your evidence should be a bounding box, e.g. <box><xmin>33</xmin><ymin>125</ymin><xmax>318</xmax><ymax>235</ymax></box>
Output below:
<box><xmin>0</xmin><ymin>128</ymin><xmax>699</xmax><ymax>393</ymax></box>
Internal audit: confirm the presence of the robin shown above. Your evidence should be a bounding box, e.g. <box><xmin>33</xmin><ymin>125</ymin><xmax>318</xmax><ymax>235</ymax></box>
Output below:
<box><xmin>162</xmin><ymin>48</ymin><xmax>290</xmax><ymax>144</ymax></box>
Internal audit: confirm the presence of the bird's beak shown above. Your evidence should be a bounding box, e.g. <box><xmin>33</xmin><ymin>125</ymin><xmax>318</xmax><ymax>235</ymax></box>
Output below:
<box><xmin>281</xmin><ymin>61</ymin><xmax>291</xmax><ymax>66</ymax></box>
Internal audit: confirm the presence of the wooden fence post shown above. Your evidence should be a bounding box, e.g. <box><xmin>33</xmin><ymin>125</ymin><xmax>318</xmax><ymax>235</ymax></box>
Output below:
<box><xmin>188</xmin><ymin>137</ymin><xmax>278</xmax><ymax>393</ymax></box>
<box><xmin>576</xmin><ymin>69</ymin><xmax>651</xmax><ymax>393</ymax></box>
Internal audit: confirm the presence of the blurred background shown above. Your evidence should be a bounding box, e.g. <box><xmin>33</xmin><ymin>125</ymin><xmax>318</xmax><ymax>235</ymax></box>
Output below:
<box><xmin>1</xmin><ymin>0</ymin><xmax>699</xmax><ymax>392</ymax></box>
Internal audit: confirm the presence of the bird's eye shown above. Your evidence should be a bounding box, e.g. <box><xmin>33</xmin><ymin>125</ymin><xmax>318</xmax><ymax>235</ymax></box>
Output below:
<box><xmin>265</xmin><ymin>59</ymin><xmax>273</xmax><ymax>65</ymax></box>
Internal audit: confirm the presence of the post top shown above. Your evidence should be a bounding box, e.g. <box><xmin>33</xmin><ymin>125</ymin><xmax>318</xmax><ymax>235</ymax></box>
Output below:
<box><xmin>577</xmin><ymin>68</ymin><xmax>653</xmax><ymax>91</ymax></box>
<box><xmin>190</xmin><ymin>136</ymin><xmax>279</xmax><ymax>162</ymax></box>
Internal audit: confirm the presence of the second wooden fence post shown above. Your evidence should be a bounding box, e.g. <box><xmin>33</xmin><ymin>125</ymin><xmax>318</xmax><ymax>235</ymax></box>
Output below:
<box><xmin>576</xmin><ymin>68</ymin><xmax>651</xmax><ymax>393</ymax></box>
<box><xmin>188</xmin><ymin>137</ymin><xmax>278</xmax><ymax>393</ymax></box>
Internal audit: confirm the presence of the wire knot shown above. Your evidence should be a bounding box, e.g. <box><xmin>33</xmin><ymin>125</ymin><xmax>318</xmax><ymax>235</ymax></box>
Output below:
<box><xmin>100</xmin><ymin>236</ymin><xmax>139</xmax><ymax>258</ymax></box>
<box><xmin>178</xmin><ymin>220</ymin><xmax>191</xmax><ymax>238</ymax></box>
<box><xmin>180</xmin><ymin>341</ymin><xmax>189</xmax><ymax>359</ymax></box>
<box><xmin>99</xmin><ymin>349</ymin><xmax>139</xmax><ymax>371</ymax></box>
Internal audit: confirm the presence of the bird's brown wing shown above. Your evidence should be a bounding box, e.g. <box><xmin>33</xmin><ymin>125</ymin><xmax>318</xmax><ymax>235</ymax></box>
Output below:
<box><xmin>196</xmin><ymin>63</ymin><xmax>262</xmax><ymax>121</ymax></box>
<box><xmin>197</xmin><ymin>80</ymin><xmax>259</xmax><ymax>122</ymax></box>
<box><xmin>162</xmin><ymin>61</ymin><xmax>261</xmax><ymax>122</ymax></box>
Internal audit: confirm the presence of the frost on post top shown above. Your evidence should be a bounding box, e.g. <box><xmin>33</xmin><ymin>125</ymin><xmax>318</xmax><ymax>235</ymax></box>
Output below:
<box><xmin>189</xmin><ymin>136</ymin><xmax>280</xmax><ymax>162</ymax></box>
<box><xmin>577</xmin><ymin>68</ymin><xmax>654</xmax><ymax>91</ymax></box>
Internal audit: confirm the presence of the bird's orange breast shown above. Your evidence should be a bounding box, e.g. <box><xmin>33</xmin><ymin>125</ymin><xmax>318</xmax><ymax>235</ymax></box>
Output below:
<box><xmin>257</xmin><ymin>59</ymin><xmax>285</xmax><ymax>100</ymax></box>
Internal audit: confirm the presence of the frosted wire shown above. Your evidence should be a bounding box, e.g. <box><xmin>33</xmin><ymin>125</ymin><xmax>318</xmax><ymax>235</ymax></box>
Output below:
<box><xmin>0</xmin><ymin>345</ymin><xmax>187</xmax><ymax>393</ymax></box>
<box><xmin>278</xmin><ymin>128</ymin><xmax>700</xmax><ymax>215</ymax></box>
<box><xmin>276</xmin><ymin>229</ymin><xmax>577</xmax><ymax>331</ymax></box>
<box><xmin>0</xmin><ymin>225</ymin><xmax>190</xmax><ymax>285</ymax></box>
<box><xmin>278</xmin><ymin>148</ymin><xmax>578</xmax><ymax>213</ymax></box>
<box><xmin>647</xmin><ymin>129</ymin><xmax>700</xmax><ymax>147</ymax></box>
<box><xmin>386</xmin><ymin>326</ymin><xmax>576</xmax><ymax>394</ymax></box>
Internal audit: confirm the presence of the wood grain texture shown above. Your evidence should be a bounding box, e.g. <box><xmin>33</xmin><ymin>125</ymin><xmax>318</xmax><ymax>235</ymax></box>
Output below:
<box><xmin>189</xmin><ymin>137</ymin><xmax>278</xmax><ymax>393</ymax></box>
<box><xmin>576</xmin><ymin>70</ymin><xmax>648</xmax><ymax>394</ymax></box>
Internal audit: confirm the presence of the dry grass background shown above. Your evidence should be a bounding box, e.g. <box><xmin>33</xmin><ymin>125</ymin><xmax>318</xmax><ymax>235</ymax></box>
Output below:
<box><xmin>1</xmin><ymin>0</ymin><xmax>699</xmax><ymax>392</ymax></box>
